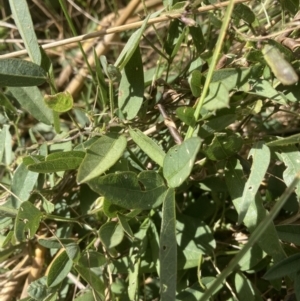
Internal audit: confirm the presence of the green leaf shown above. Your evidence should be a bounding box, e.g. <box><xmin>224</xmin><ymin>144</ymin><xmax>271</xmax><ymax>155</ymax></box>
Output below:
<box><xmin>160</xmin><ymin>188</ymin><xmax>177</xmax><ymax>301</ymax></box>
<box><xmin>279</xmin><ymin>145</ymin><xmax>300</xmax><ymax>198</ymax></box>
<box><xmin>87</xmin><ymin>171</ymin><xmax>167</xmax><ymax>210</ymax></box>
<box><xmin>27</xmin><ymin>276</ymin><xmax>57</xmax><ymax>300</ymax></box>
<box><xmin>77</xmin><ymin>134</ymin><xmax>127</xmax><ymax>183</ymax></box>
<box><xmin>117</xmin><ymin>213</ymin><xmax>134</xmax><ymax>238</ymax></box>
<box><xmin>8</xmin><ymin>0</ymin><xmax>41</xmax><ymax>64</ymax></box>
<box><xmin>11</xmin><ymin>163</ymin><xmax>39</xmax><ymax>207</ymax></box>
<box><xmin>0</xmin><ymin>59</ymin><xmax>46</xmax><ymax>87</ymax></box>
<box><xmin>263</xmin><ymin>253</ymin><xmax>300</xmax><ymax>280</ymax></box>
<box><xmin>176</xmin><ymin>106</ymin><xmax>196</xmax><ymax>127</ymax></box>
<box><xmin>44</xmin><ymin>91</ymin><xmax>73</xmax><ymax>112</ymax></box>
<box><xmin>280</xmin><ymin>0</ymin><xmax>299</xmax><ymax>15</ymax></box>
<box><xmin>177</xmin><ymin>214</ymin><xmax>216</xmax><ymax>269</ymax></box>
<box><xmin>237</xmin><ymin>244</ymin><xmax>265</xmax><ymax>271</ymax></box>
<box><xmin>129</xmin><ymin>128</ymin><xmax>166</xmax><ymax>167</ymax></box>
<box><xmin>95</xmin><ymin>52</ymin><xmax>108</xmax><ymax>107</ymax></box>
<box><xmin>163</xmin><ymin>137</ymin><xmax>201</xmax><ymax>188</ymax></box>
<box><xmin>74</xmin><ymin>265</ymin><xmax>105</xmax><ymax>299</ymax></box>
<box><xmin>188</xmin><ymin>70</ymin><xmax>202</xmax><ymax>97</ymax></box>
<box><xmin>233</xmin><ymin>3</ymin><xmax>256</xmax><ymax>24</ymax></box>
<box><xmin>266</xmin><ymin>133</ymin><xmax>300</xmax><ymax>146</ymax></box>
<box><xmin>203</xmin><ymin>82</ymin><xmax>229</xmax><ymax>111</ymax></box>
<box><xmin>225</xmin><ymin>158</ymin><xmax>286</xmax><ymax>263</ymax></box>
<box><xmin>203</xmin><ymin>132</ymin><xmax>243</xmax><ymax>161</ymax></box>
<box><xmin>102</xmin><ymin>198</ymin><xmax>123</xmax><ymax>218</ymax></box>
<box><xmin>189</xmin><ymin>26</ymin><xmax>205</xmax><ymax>54</ymax></box>
<box><xmin>38</xmin><ymin>238</ymin><xmax>77</xmax><ymax>249</ymax></box>
<box><xmin>47</xmin><ymin>249</ymin><xmax>73</xmax><ymax>287</ymax></box>
<box><xmin>248</xmin><ymin>79</ymin><xmax>287</xmax><ymax>104</ymax></box>
<box><xmin>99</xmin><ymin>221</ymin><xmax>124</xmax><ymax>249</ymax></box>
<box><xmin>74</xmin><ymin>290</ymin><xmax>97</xmax><ymax>301</ymax></box>
<box><xmin>114</xmin><ymin>15</ymin><xmax>150</xmax><ymax>69</ymax></box>
<box><xmin>0</xmin><ymin>124</ymin><xmax>13</xmax><ymax>165</ymax></box>
<box><xmin>65</xmin><ymin>243</ymin><xmax>80</xmax><ymax>262</ymax></box>
<box><xmin>238</xmin><ymin>142</ymin><xmax>270</xmax><ymax>224</ymax></box>
<box><xmin>199</xmin><ymin>114</ymin><xmax>236</xmax><ymax>139</ymax></box>
<box><xmin>118</xmin><ymin>47</ymin><xmax>144</xmax><ymax>120</ymax></box>
<box><xmin>176</xmin><ymin>283</ymin><xmax>205</xmax><ymax>300</ymax></box>
<box><xmin>234</xmin><ymin>272</ymin><xmax>256</xmax><ymax>301</ymax></box>
<box><xmin>9</xmin><ymin>86</ymin><xmax>53</xmax><ymax>125</ymax></box>
<box><xmin>27</xmin><ymin>151</ymin><xmax>85</xmax><ymax>173</ymax></box>
<box><xmin>211</xmin><ymin>67</ymin><xmax>253</xmax><ymax>91</ymax></box>
<box><xmin>14</xmin><ymin>201</ymin><xmax>43</xmax><ymax>242</ymax></box>
<box><xmin>78</xmin><ymin>251</ymin><xmax>106</xmax><ymax>268</ymax></box>
<box><xmin>276</xmin><ymin>225</ymin><xmax>300</xmax><ymax>245</ymax></box>
<box><xmin>128</xmin><ymin>219</ymin><xmax>150</xmax><ymax>300</ymax></box>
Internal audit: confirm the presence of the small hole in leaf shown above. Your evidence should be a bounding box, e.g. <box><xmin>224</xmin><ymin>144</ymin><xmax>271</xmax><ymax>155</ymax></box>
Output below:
<box><xmin>163</xmin><ymin>245</ymin><xmax>167</xmax><ymax>251</ymax></box>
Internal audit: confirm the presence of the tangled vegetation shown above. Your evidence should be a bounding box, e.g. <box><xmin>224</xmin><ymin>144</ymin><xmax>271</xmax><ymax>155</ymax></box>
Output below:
<box><xmin>1</xmin><ymin>0</ymin><xmax>300</xmax><ymax>300</ymax></box>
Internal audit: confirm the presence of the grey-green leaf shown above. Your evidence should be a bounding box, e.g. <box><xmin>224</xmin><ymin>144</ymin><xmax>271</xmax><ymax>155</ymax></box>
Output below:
<box><xmin>225</xmin><ymin>158</ymin><xmax>286</xmax><ymax>263</ymax></box>
<box><xmin>14</xmin><ymin>201</ymin><xmax>43</xmax><ymax>242</ymax></box>
<box><xmin>163</xmin><ymin>137</ymin><xmax>201</xmax><ymax>188</ymax></box>
<box><xmin>279</xmin><ymin>145</ymin><xmax>300</xmax><ymax>197</ymax></box>
<box><xmin>129</xmin><ymin>128</ymin><xmax>166</xmax><ymax>167</ymax></box>
<box><xmin>263</xmin><ymin>253</ymin><xmax>300</xmax><ymax>280</ymax></box>
<box><xmin>276</xmin><ymin>225</ymin><xmax>300</xmax><ymax>245</ymax></box>
<box><xmin>11</xmin><ymin>162</ymin><xmax>39</xmax><ymax>207</ymax></box>
<box><xmin>87</xmin><ymin>171</ymin><xmax>167</xmax><ymax>210</ymax></box>
<box><xmin>266</xmin><ymin>133</ymin><xmax>300</xmax><ymax>147</ymax></box>
<box><xmin>9</xmin><ymin>86</ymin><xmax>53</xmax><ymax>125</ymax></box>
<box><xmin>238</xmin><ymin>142</ymin><xmax>270</xmax><ymax>224</ymax></box>
<box><xmin>77</xmin><ymin>134</ymin><xmax>127</xmax><ymax>183</ymax></box>
<box><xmin>203</xmin><ymin>132</ymin><xmax>243</xmax><ymax>161</ymax></box>
<box><xmin>99</xmin><ymin>221</ymin><xmax>124</xmax><ymax>249</ymax></box>
<box><xmin>47</xmin><ymin>250</ymin><xmax>73</xmax><ymax>287</ymax></box>
<box><xmin>8</xmin><ymin>0</ymin><xmax>41</xmax><ymax>64</ymax></box>
<box><xmin>160</xmin><ymin>188</ymin><xmax>177</xmax><ymax>301</ymax></box>
<box><xmin>118</xmin><ymin>47</ymin><xmax>144</xmax><ymax>120</ymax></box>
<box><xmin>114</xmin><ymin>14</ymin><xmax>150</xmax><ymax>69</ymax></box>
<box><xmin>27</xmin><ymin>151</ymin><xmax>85</xmax><ymax>173</ymax></box>
<box><xmin>0</xmin><ymin>59</ymin><xmax>46</xmax><ymax>87</ymax></box>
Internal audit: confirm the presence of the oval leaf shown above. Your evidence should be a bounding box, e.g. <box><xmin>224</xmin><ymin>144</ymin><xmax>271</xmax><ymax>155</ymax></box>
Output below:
<box><xmin>203</xmin><ymin>133</ymin><xmax>243</xmax><ymax>161</ymax></box>
<box><xmin>77</xmin><ymin>134</ymin><xmax>127</xmax><ymax>183</ymax></box>
<box><xmin>47</xmin><ymin>249</ymin><xmax>73</xmax><ymax>287</ymax></box>
<box><xmin>129</xmin><ymin>128</ymin><xmax>166</xmax><ymax>167</ymax></box>
<box><xmin>263</xmin><ymin>253</ymin><xmax>300</xmax><ymax>280</ymax></box>
<box><xmin>44</xmin><ymin>91</ymin><xmax>73</xmax><ymax>112</ymax></box>
<box><xmin>0</xmin><ymin>59</ymin><xmax>46</xmax><ymax>87</ymax></box>
<box><xmin>87</xmin><ymin>171</ymin><xmax>167</xmax><ymax>210</ymax></box>
<box><xmin>99</xmin><ymin>221</ymin><xmax>124</xmax><ymax>249</ymax></box>
<box><xmin>118</xmin><ymin>46</ymin><xmax>144</xmax><ymax>120</ymax></box>
<box><xmin>27</xmin><ymin>151</ymin><xmax>85</xmax><ymax>173</ymax></box>
<box><xmin>9</xmin><ymin>86</ymin><xmax>53</xmax><ymax>125</ymax></box>
<box><xmin>163</xmin><ymin>137</ymin><xmax>201</xmax><ymax>188</ymax></box>
<box><xmin>14</xmin><ymin>201</ymin><xmax>43</xmax><ymax>242</ymax></box>
<box><xmin>238</xmin><ymin>142</ymin><xmax>270</xmax><ymax>224</ymax></box>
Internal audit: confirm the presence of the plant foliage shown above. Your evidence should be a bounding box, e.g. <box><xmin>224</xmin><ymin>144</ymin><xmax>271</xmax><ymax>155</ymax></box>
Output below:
<box><xmin>1</xmin><ymin>0</ymin><xmax>300</xmax><ymax>300</ymax></box>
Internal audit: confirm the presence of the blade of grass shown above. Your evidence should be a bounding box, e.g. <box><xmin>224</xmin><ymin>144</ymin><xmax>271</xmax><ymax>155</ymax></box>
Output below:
<box><xmin>185</xmin><ymin>0</ymin><xmax>236</xmax><ymax>139</ymax></box>
<box><xmin>198</xmin><ymin>172</ymin><xmax>300</xmax><ymax>301</ymax></box>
